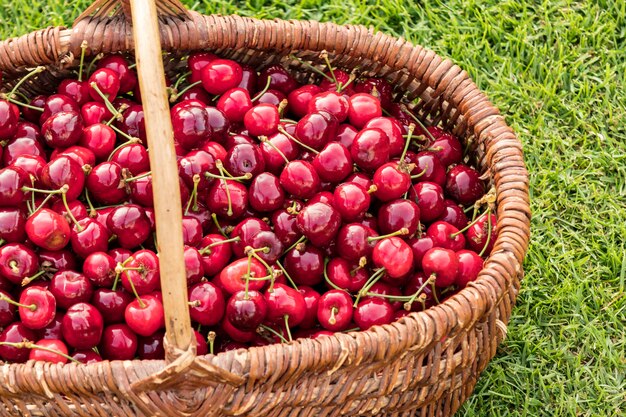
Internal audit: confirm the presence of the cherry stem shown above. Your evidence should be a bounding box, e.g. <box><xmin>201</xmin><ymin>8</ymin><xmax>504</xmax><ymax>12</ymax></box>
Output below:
<box><xmin>62</xmin><ymin>191</ymin><xmax>83</xmax><ymax>231</ymax></box>
<box><xmin>215</xmin><ymin>162</ymin><xmax>234</xmax><ymax>216</ymax></box>
<box><xmin>337</xmin><ymin>73</ymin><xmax>357</xmax><ymax>93</ymax></box>
<box><xmin>19</xmin><ymin>270</ymin><xmax>46</xmax><ymax>287</ymax></box>
<box><xmin>205</xmin><ymin>171</ymin><xmax>252</xmax><ymax>182</ymax></box>
<box><xmin>251</xmin><ymin>77</ymin><xmax>272</xmax><ymax>102</ymax></box>
<box><xmin>259</xmin><ymin>136</ymin><xmax>290</xmax><ymax>164</ymax></box>
<box><xmin>84</xmin><ymin>190</ymin><xmax>97</xmax><ymax>219</ymax></box>
<box><xmin>21</xmin><ymin>186</ymin><xmax>63</xmax><ymax>195</ymax></box>
<box><xmin>0</xmin><ymin>341</ymin><xmax>80</xmax><ymax>364</ymax></box>
<box><xmin>328</xmin><ymin>307</ymin><xmax>338</xmax><ymax>325</ymax></box>
<box><xmin>478</xmin><ymin>212</ymin><xmax>493</xmax><ymax>257</ymax></box>
<box><xmin>123</xmin><ymin>171</ymin><xmax>152</xmax><ymax>183</ymax></box>
<box><xmin>126</xmin><ymin>273</ymin><xmax>145</xmax><ymax>309</ymax></box>
<box><xmin>277</xmin><ymin>99</ymin><xmax>289</xmax><ymax>118</ymax></box>
<box><xmin>4</xmin><ymin>97</ymin><xmax>44</xmax><ymax>112</ymax></box>
<box><xmin>451</xmin><ymin>207</ymin><xmax>491</xmax><ymax>237</ymax></box>
<box><xmin>172</xmin><ymin>71</ymin><xmax>191</xmax><ymax>93</ymax></box>
<box><xmin>0</xmin><ymin>293</ymin><xmax>36</xmax><ymax>311</ymax></box>
<box><xmin>270</xmin><ymin>260</ymin><xmax>294</xmax><ymax>291</ymax></box>
<box><xmin>259</xmin><ymin>324</ymin><xmax>288</xmax><ymax>344</ymax></box>
<box><xmin>276</xmin><ymin>126</ymin><xmax>319</xmax><ymax>155</ymax></box>
<box><xmin>401</xmin><ymin>104</ymin><xmax>436</xmax><ymax>144</ymax></box>
<box><xmin>0</xmin><ymin>239</ymin><xmax>4</xmax><ymax>246</ymax></box>
<box><xmin>367</xmin><ymin>185</ymin><xmax>378</xmax><ymax>194</ymax></box>
<box><xmin>288</xmin><ymin>54</ymin><xmax>334</xmax><ymax>82</ymax></box>
<box><xmin>90</xmin><ymin>83</ymin><xmax>120</xmax><ymax>118</ymax></box>
<box><xmin>353</xmin><ymin>267</ymin><xmax>386</xmax><ymax>307</ymax></box>
<box><xmin>106</xmin><ymin>103</ymin><xmax>129</xmax><ymax>126</ymax></box>
<box><xmin>283</xmin><ymin>315</ymin><xmax>293</xmax><ymax>342</ymax></box>
<box><xmin>399</xmin><ymin>124</ymin><xmax>416</xmax><ymax>162</ymax></box>
<box><xmin>77</xmin><ymin>40</ymin><xmax>88</xmax><ymax>82</ymax></box>
<box><xmin>184</xmin><ymin>174</ymin><xmax>201</xmax><ymax>215</ymax></box>
<box><xmin>367</xmin><ymin>227</ymin><xmax>409</xmax><ymax>242</ymax></box>
<box><xmin>244</xmin><ymin>253</ymin><xmax>253</xmax><ymax>298</ymax></box>
<box><xmin>430</xmin><ymin>278</ymin><xmax>441</xmax><ymax>305</ymax></box>
<box><xmin>170</xmin><ymin>80</ymin><xmax>202</xmax><ymax>102</ymax></box>
<box><xmin>8</xmin><ymin>260</ymin><xmax>19</xmax><ymax>273</ymax></box>
<box><xmin>282</xmin><ymin>235</ymin><xmax>306</xmax><ymax>256</ymax></box>
<box><xmin>411</xmin><ymin>168</ymin><xmax>428</xmax><ymax>180</ymax></box>
<box><xmin>207</xmin><ymin>331</ymin><xmax>216</xmax><ymax>355</ymax></box>
<box><xmin>107</xmin><ymin>136</ymin><xmax>142</xmax><ymax>161</ymax></box>
<box><xmin>6</xmin><ymin>66</ymin><xmax>46</xmax><ymax>99</ymax></box>
<box><xmin>188</xmin><ymin>300</ymin><xmax>201</xmax><ymax>308</ymax></box>
<box><xmin>323</xmin><ymin>258</ymin><xmax>344</xmax><ymax>291</ymax></box>
<box><xmin>320</xmin><ymin>50</ymin><xmax>338</xmax><ymax>87</ymax></box>
<box><xmin>350</xmin><ymin>257</ymin><xmax>368</xmax><ymax>276</ymax></box>
<box><xmin>199</xmin><ymin>236</ymin><xmax>241</xmax><ymax>255</ymax></box>
<box><xmin>112</xmin><ymin>257</ymin><xmax>134</xmax><ymax>291</ymax></box>
<box><xmin>86</xmin><ymin>53</ymin><xmax>104</xmax><ymax>76</ymax></box>
<box><xmin>211</xmin><ymin>213</ymin><xmax>228</xmax><ymax>238</ymax></box>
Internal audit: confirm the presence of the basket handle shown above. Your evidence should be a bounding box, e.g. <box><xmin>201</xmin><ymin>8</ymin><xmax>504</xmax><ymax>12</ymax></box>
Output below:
<box><xmin>125</xmin><ymin>0</ymin><xmax>194</xmax><ymax>363</ymax></box>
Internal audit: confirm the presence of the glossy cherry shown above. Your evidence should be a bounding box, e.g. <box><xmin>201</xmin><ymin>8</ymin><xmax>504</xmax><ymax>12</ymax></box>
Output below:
<box><xmin>326</xmin><ymin>257</ymin><xmax>369</xmax><ymax>292</ymax></box>
<box><xmin>348</xmin><ymin>93</ymin><xmax>382</xmax><ymax>128</ymax></box>
<box><xmin>120</xmin><ymin>249</ymin><xmax>160</xmax><ymax>296</ymax></box>
<box><xmin>372</xmin><ymin>162</ymin><xmax>411</xmax><ymax>201</ymax></box>
<box><xmin>107</xmin><ymin>205</ymin><xmax>151</xmax><ymax>249</ymax></box>
<box><xmin>137</xmin><ymin>330</ymin><xmax>165</xmax><ymax>360</ymax></box>
<box><xmin>264</xmin><ymin>283</ymin><xmax>306</xmax><ymax>328</ymax></box>
<box><xmin>353</xmin><ymin>298</ymin><xmax>394</xmax><ymax>330</ymax></box>
<box><xmin>296</xmin><ymin>202</ymin><xmax>341</xmax><ymax>247</ymax></box>
<box><xmin>25</xmin><ymin>209</ymin><xmax>71</xmax><ymax>251</ymax></box>
<box><xmin>362</xmin><ymin>117</ymin><xmax>404</xmax><ymax>157</ymax></box>
<box><xmin>0</xmin><ymin>243</ymin><xmax>38</xmax><ymax>284</ymax></box>
<box><xmin>217</xmin><ymin>257</ymin><xmax>267</xmax><ymax>295</ymax></box>
<box><xmin>0</xmin><ymin>166</ymin><xmax>29</xmax><ymax>207</ymax></box>
<box><xmin>439</xmin><ymin>199</ymin><xmax>469</xmax><ymax>230</ymax></box>
<box><xmin>422</xmin><ymin>247</ymin><xmax>459</xmax><ymax>288</ymax></box>
<box><xmin>225</xmin><ymin>290</ymin><xmax>267</xmax><ymax>330</ymax></box>
<box><xmin>336</xmin><ymin>223</ymin><xmax>377</xmax><ymax>261</ymax></box>
<box><xmin>377</xmin><ymin>199</ymin><xmax>420</xmax><ymax>236</ymax></box>
<box><xmin>317</xmin><ymin>290</ymin><xmax>353</xmax><ymax>331</ymax></box>
<box><xmin>372</xmin><ymin>237</ymin><xmax>413</xmax><ymax>279</ymax></box>
<box><xmin>426</xmin><ymin>221</ymin><xmax>466</xmax><ymax>251</ymax></box>
<box><xmin>284</xmin><ymin>244</ymin><xmax>324</xmax><ymax>286</ymax></box>
<box><xmin>0</xmin><ymin>323</ymin><xmax>37</xmax><ymax>362</ymax></box>
<box><xmin>312</xmin><ymin>142</ymin><xmax>352</xmax><ymax>183</ymax></box>
<box><xmin>49</xmin><ymin>270</ymin><xmax>93</xmax><ymax>309</ymax></box>
<box><xmin>445</xmin><ymin>164</ymin><xmax>485</xmax><ymax>206</ymax></box>
<box><xmin>408</xmin><ymin>181</ymin><xmax>445</xmax><ymax>223</ymax></box>
<box><xmin>456</xmin><ymin>249</ymin><xmax>484</xmax><ymax>287</ymax></box>
<box><xmin>100</xmin><ymin>323</ymin><xmax>138</xmax><ymax>360</ymax></box>
<box><xmin>88</xmin><ymin>68</ymin><xmax>120</xmax><ymax>102</ymax></box>
<box><xmin>351</xmin><ymin>128</ymin><xmax>390</xmax><ymax>171</ymax></box>
<box><xmin>466</xmin><ymin>213</ymin><xmax>498</xmax><ymax>256</ymax></box>
<box><xmin>207</xmin><ymin>179</ymin><xmax>248</xmax><ymax>220</ymax></box>
<box><xmin>201</xmin><ymin>59</ymin><xmax>243</xmax><ymax>95</ymax></box>
<box><xmin>188</xmin><ymin>282</ymin><xmax>225</xmax><ymax>326</ymax></box>
<box><xmin>279</xmin><ymin>160</ymin><xmax>320</xmax><ymax>199</ymax></box>
<box><xmin>124</xmin><ymin>294</ymin><xmax>164</xmax><ymax>337</ymax></box>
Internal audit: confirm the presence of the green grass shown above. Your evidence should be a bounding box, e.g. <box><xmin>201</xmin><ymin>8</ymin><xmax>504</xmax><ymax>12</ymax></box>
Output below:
<box><xmin>1</xmin><ymin>1</ymin><xmax>625</xmax><ymax>416</ymax></box>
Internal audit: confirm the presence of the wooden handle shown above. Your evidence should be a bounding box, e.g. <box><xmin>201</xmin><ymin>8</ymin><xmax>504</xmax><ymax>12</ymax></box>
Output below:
<box><xmin>129</xmin><ymin>0</ymin><xmax>193</xmax><ymax>360</ymax></box>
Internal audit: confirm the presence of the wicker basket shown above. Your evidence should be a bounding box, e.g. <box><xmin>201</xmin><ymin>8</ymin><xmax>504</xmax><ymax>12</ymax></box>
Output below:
<box><xmin>0</xmin><ymin>0</ymin><xmax>531</xmax><ymax>415</ymax></box>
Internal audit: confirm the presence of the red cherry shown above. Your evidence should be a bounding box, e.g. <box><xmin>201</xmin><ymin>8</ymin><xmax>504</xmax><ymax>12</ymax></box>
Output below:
<box><xmin>294</xmin><ymin>111</ymin><xmax>338</xmax><ymax>151</ymax></box>
<box><xmin>137</xmin><ymin>330</ymin><xmax>165</xmax><ymax>360</ymax></box>
<box><xmin>279</xmin><ymin>160</ymin><xmax>320</xmax><ymax>199</ymax></box>
<box><xmin>91</xmin><ymin>288</ymin><xmax>133</xmax><ymax>324</ymax></box>
<box><xmin>0</xmin><ymin>243</ymin><xmax>38</xmax><ymax>284</ymax></box>
<box><xmin>284</xmin><ymin>243</ymin><xmax>325</xmax><ymax>286</ymax></box>
<box><xmin>288</xmin><ymin>85</ymin><xmax>322</xmax><ymax>117</ymax></box>
<box><xmin>378</xmin><ymin>199</ymin><xmax>420</xmax><ymax>236</ymax></box>
<box><xmin>445</xmin><ymin>164</ymin><xmax>485</xmax><ymax>206</ymax></box>
<box><xmin>80</xmin><ymin>123</ymin><xmax>117</xmax><ymax>160</ymax></box>
<box><xmin>426</xmin><ymin>221</ymin><xmax>466</xmax><ymax>251</ymax></box>
<box><xmin>188</xmin><ymin>52</ymin><xmax>218</xmax><ymax>83</ymax></box>
<box><xmin>221</xmin><ymin>317</ymin><xmax>256</xmax><ymax>343</ymax></box>
<box><xmin>408</xmin><ymin>181</ymin><xmax>445</xmax><ymax>222</ymax></box>
<box><xmin>308</xmin><ymin>91</ymin><xmax>349</xmax><ymax>122</ymax></box>
<box><xmin>372</xmin><ymin>237</ymin><xmax>413</xmax><ymax>279</ymax></box>
<box><xmin>41</xmin><ymin>111</ymin><xmax>83</xmax><ymax>148</ymax></box>
<box><xmin>28</xmin><ymin>339</ymin><xmax>69</xmax><ymax>364</ymax></box>
<box><xmin>410</xmin><ymin>151</ymin><xmax>446</xmax><ymax>185</ymax></box>
<box><xmin>466</xmin><ymin>213</ymin><xmax>498</xmax><ymax>256</ymax></box>
<box><xmin>354</xmin><ymin>78</ymin><xmax>394</xmax><ymax>110</ymax></box>
<box><xmin>0</xmin><ymin>100</ymin><xmax>19</xmax><ymax>139</ymax></box>
<box><xmin>407</xmin><ymin>235</ymin><xmax>435</xmax><ymax>270</ymax></box>
<box><xmin>0</xmin><ymin>289</ymin><xmax>16</xmax><ymax>327</ymax></box>
<box><xmin>353</xmin><ymin>298</ymin><xmax>394</xmax><ymax>330</ymax></box>
<box><xmin>317</xmin><ymin>290</ymin><xmax>353</xmax><ymax>331</ymax></box>
<box><xmin>336</xmin><ymin>124</ymin><xmax>358</xmax><ymax>149</ymax></box>
<box><xmin>40</xmin><ymin>94</ymin><xmax>79</xmax><ymax>125</ymax></box>
<box><xmin>336</xmin><ymin>223</ymin><xmax>377</xmax><ymax>261</ymax></box>
<box><xmin>26</xmin><ymin>209</ymin><xmax>71</xmax><ymax>251</ymax></box>
<box><xmin>422</xmin><ymin>247</ymin><xmax>459</xmax><ymax>287</ymax></box>
<box><xmin>426</xmin><ymin>127</ymin><xmax>463</xmax><ymax>167</ymax></box>
<box><xmin>348</xmin><ymin>93</ymin><xmax>382</xmax><ymax>128</ymax></box>
<box><xmin>115</xmin><ymin>104</ymin><xmax>146</xmax><ymax>145</ymax></box>
<box><xmin>0</xmin><ymin>166</ymin><xmax>29</xmax><ymax>207</ymax></box>
<box><xmin>188</xmin><ymin>282</ymin><xmax>225</xmax><ymax>326</ymax></box>
<box><xmin>3</xmin><ymin>138</ymin><xmax>45</xmax><ymax>167</ymax></box>
<box><xmin>120</xmin><ymin>250</ymin><xmax>160</xmax><ymax>296</ymax></box>
<box><xmin>81</xmin><ymin>101</ymin><xmax>112</xmax><ymax>125</ymax></box>
<box><xmin>88</xmin><ymin>68</ymin><xmax>120</xmax><ymax>103</ymax></box>
<box><xmin>312</xmin><ymin>142</ymin><xmax>352</xmax><ymax>183</ymax></box>
<box><xmin>171</xmin><ymin>105</ymin><xmax>210</xmax><ymax>150</ymax></box>
<box><xmin>82</xmin><ymin>252</ymin><xmax>118</xmax><ymax>288</ymax></box>
<box><xmin>326</xmin><ymin>257</ymin><xmax>369</xmax><ymax>292</ymax></box>
<box><xmin>224</xmin><ymin>143</ymin><xmax>266</xmax><ymax>178</ymax></box>
<box><xmin>270</xmin><ymin>209</ymin><xmax>301</xmax><ymax>248</ymax></box>
<box><xmin>351</xmin><ymin>128</ymin><xmax>390</xmax><ymax>171</ymax></box>
<box><xmin>201</xmin><ymin>59</ymin><xmax>243</xmax><ymax>95</ymax></box>
<box><xmin>107</xmin><ymin>205</ymin><xmax>152</xmax><ymax>249</ymax></box>
<box><xmin>100</xmin><ymin>323</ymin><xmax>138</xmax><ymax>360</ymax></box>
<box><xmin>16</xmin><ymin>286</ymin><xmax>56</xmax><ymax>330</ymax></box>
<box><xmin>97</xmin><ymin>54</ymin><xmax>137</xmax><ymax>93</ymax></box>
<box><xmin>296</xmin><ymin>202</ymin><xmax>341</xmax><ymax>247</ymax></box>
<box><xmin>217</xmin><ymin>88</ymin><xmax>252</xmax><ymax>122</ymax></box>
<box><xmin>71</xmin><ymin>217</ymin><xmax>111</xmax><ymax>258</ymax></box>
<box><xmin>61</xmin><ymin>302</ymin><xmax>103</xmax><ymax>348</ymax></box>
<box><xmin>0</xmin><ymin>323</ymin><xmax>37</xmax><ymax>362</ymax></box>
<box><xmin>205</xmin><ymin>106</ymin><xmax>231</xmax><ymax>142</ymax></box>
<box><xmin>86</xmin><ymin>162</ymin><xmax>127</xmax><ymax>204</ymax></box>
<box><xmin>243</xmin><ymin>104</ymin><xmax>280</xmax><ymax>137</ymax></box>
<box><xmin>372</xmin><ymin>162</ymin><xmax>411</xmax><ymax>201</ymax></box>
<box><xmin>264</xmin><ymin>283</ymin><xmax>306</xmax><ymax>327</ymax></box>
<box><xmin>36</xmin><ymin>312</ymin><xmax>64</xmax><ymax>340</ymax></box>
<box><xmin>260</xmin><ymin>132</ymin><xmax>299</xmax><ymax>174</ymax></box>
<box><xmin>363</xmin><ymin>117</ymin><xmax>404</xmax><ymax>157</ymax></box>
<box><xmin>217</xmin><ymin>257</ymin><xmax>267</xmax><ymax>295</ymax></box>
<box><xmin>125</xmin><ymin>294</ymin><xmax>164</xmax><ymax>337</ymax></box>
<box><xmin>257</xmin><ymin>65</ymin><xmax>298</xmax><ymax>94</ymax></box>
<box><xmin>439</xmin><ymin>199</ymin><xmax>469</xmax><ymax>230</ymax></box>
<box><xmin>197</xmin><ymin>234</ymin><xmax>233</xmax><ymax>276</ymax></box>
<box><xmin>49</xmin><ymin>270</ymin><xmax>93</xmax><ymax>310</ymax></box>
<box><xmin>456</xmin><ymin>249</ymin><xmax>484</xmax><ymax>287</ymax></box>
<box><xmin>225</xmin><ymin>290</ymin><xmax>267</xmax><ymax>330</ymax></box>
<box><xmin>41</xmin><ymin>156</ymin><xmax>85</xmax><ymax>202</ymax></box>
<box><xmin>38</xmin><ymin>249</ymin><xmax>77</xmax><ymax>273</ymax></box>
<box><xmin>71</xmin><ymin>349</ymin><xmax>102</xmax><ymax>363</ymax></box>
<box><xmin>296</xmin><ymin>286</ymin><xmax>321</xmax><ymax>329</ymax></box>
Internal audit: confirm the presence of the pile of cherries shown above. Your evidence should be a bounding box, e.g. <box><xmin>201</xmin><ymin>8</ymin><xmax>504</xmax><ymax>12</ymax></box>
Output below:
<box><xmin>0</xmin><ymin>51</ymin><xmax>497</xmax><ymax>365</ymax></box>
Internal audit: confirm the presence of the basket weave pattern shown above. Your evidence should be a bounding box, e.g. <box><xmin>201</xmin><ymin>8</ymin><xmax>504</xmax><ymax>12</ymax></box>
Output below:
<box><xmin>0</xmin><ymin>3</ymin><xmax>530</xmax><ymax>416</ymax></box>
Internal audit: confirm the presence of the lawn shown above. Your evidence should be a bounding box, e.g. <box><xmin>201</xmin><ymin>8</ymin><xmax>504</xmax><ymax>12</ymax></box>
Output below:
<box><xmin>1</xmin><ymin>0</ymin><xmax>625</xmax><ymax>416</ymax></box>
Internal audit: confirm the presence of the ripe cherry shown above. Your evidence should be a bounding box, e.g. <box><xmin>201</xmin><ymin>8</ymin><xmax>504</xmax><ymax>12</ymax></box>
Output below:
<box><xmin>28</xmin><ymin>339</ymin><xmax>70</xmax><ymax>364</ymax></box>
<box><xmin>0</xmin><ymin>166</ymin><xmax>29</xmax><ymax>207</ymax></box>
<box><xmin>348</xmin><ymin>93</ymin><xmax>382</xmax><ymax>128</ymax></box>
<box><xmin>217</xmin><ymin>257</ymin><xmax>267</xmax><ymax>295</ymax></box>
<box><xmin>0</xmin><ymin>323</ymin><xmax>37</xmax><ymax>362</ymax></box>
<box><xmin>264</xmin><ymin>283</ymin><xmax>306</xmax><ymax>329</ymax></box>
<box><xmin>41</xmin><ymin>156</ymin><xmax>85</xmax><ymax>201</ymax></box>
<box><xmin>188</xmin><ymin>282</ymin><xmax>225</xmax><ymax>326</ymax></box>
<box><xmin>426</xmin><ymin>127</ymin><xmax>463</xmax><ymax>167</ymax></box>
<box><xmin>317</xmin><ymin>290</ymin><xmax>353</xmax><ymax>331</ymax></box>
<box><xmin>120</xmin><ymin>249</ymin><xmax>160</xmax><ymax>296</ymax></box>
<box><xmin>466</xmin><ymin>213</ymin><xmax>498</xmax><ymax>256</ymax></box>
<box><xmin>422</xmin><ymin>247</ymin><xmax>459</xmax><ymax>288</ymax></box>
<box><xmin>378</xmin><ymin>199</ymin><xmax>420</xmax><ymax>236</ymax></box>
<box><xmin>100</xmin><ymin>323</ymin><xmax>138</xmax><ymax>360</ymax></box>
<box><xmin>41</xmin><ymin>111</ymin><xmax>83</xmax><ymax>148</ymax></box>
<box><xmin>137</xmin><ymin>330</ymin><xmax>165</xmax><ymax>360</ymax></box>
<box><xmin>207</xmin><ymin>179</ymin><xmax>248</xmax><ymax>220</ymax></box>
<box><xmin>49</xmin><ymin>270</ymin><xmax>93</xmax><ymax>310</ymax></box>
<box><xmin>351</xmin><ymin>128</ymin><xmax>390</xmax><ymax>171</ymax></box>
<box><xmin>426</xmin><ymin>221</ymin><xmax>466</xmax><ymax>251</ymax></box>
<box><xmin>308</xmin><ymin>91</ymin><xmax>349</xmax><ymax>122</ymax></box>
<box><xmin>62</xmin><ymin>302</ymin><xmax>104</xmax><ymax>348</ymax></box>
<box><xmin>336</xmin><ymin>223</ymin><xmax>377</xmax><ymax>261</ymax></box>
<box><xmin>88</xmin><ymin>68</ymin><xmax>120</xmax><ymax>103</ymax></box>
<box><xmin>217</xmin><ymin>88</ymin><xmax>252</xmax><ymax>122</ymax></box>
<box><xmin>312</xmin><ymin>142</ymin><xmax>352</xmax><ymax>183</ymax></box>
<box><xmin>124</xmin><ymin>294</ymin><xmax>164</xmax><ymax>337</ymax></box>
<box><xmin>225</xmin><ymin>143</ymin><xmax>266</xmax><ymax>178</ymax></box>
<box><xmin>71</xmin><ymin>217</ymin><xmax>111</xmax><ymax>258</ymax></box>
<box><xmin>439</xmin><ymin>199</ymin><xmax>469</xmax><ymax>230</ymax></box>
<box><xmin>26</xmin><ymin>209</ymin><xmax>71</xmax><ymax>251</ymax></box>
<box><xmin>0</xmin><ymin>243</ymin><xmax>38</xmax><ymax>284</ymax></box>
<box><xmin>353</xmin><ymin>298</ymin><xmax>394</xmax><ymax>330</ymax></box>
<box><xmin>243</xmin><ymin>104</ymin><xmax>280</xmax><ymax>137</ymax></box>
<box><xmin>411</xmin><ymin>151</ymin><xmax>446</xmax><ymax>185</ymax></box>
<box><xmin>408</xmin><ymin>235</ymin><xmax>435</xmax><ymax>270</ymax></box>
<box><xmin>362</xmin><ymin>117</ymin><xmax>404</xmax><ymax>157</ymax></box>
<box><xmin>409</xmin><ymin>181</ymin><xmax>445</xmax><ymax>222</ymax></box>
<box><xmin>372</xmin><ymin>162</ymin><xmax>412</xmax><ymax>201</ymax></box>
<box><xmin>97</xmin><ymin>54</ymin><xmax>137</xmax><ymax>93</ymax></box>
<box><xmin>445</xmin><ymin>164</ymin><xmax>485</xmax><ymax>206</ymax></box>
<box><xmin>288</xmin><ymin>85</ymin><xmax>322</xmax><ymax>117</ymax></box>
<box><xmin>372</xmin><ymin>237</ymin><xmax>414</xmax><ymax>279</ymax></box>
<box><xmin>0</xmin><ymin>100</ymin><xmax>19</xmax><ymax>139</ymax></box>
<box><xmin>284</xmin><ymin>244</ymin><xmax>324</xmax><ymax>286</ymax></box>
<box><xmin>171</xmin><ymin>104</ymin><xmax>209</xmax><ymax>150</ymax></box>
<box><xmin>279</xmin><ymin>160</ymin><xmax>320</xmax><ymax>199</ymax></box>
<box><xmin>456</xmin><ymin>249</ymin><xmax>484</xmax><ymax>287</ymax></box>
<box><xmin>296</xmin><ymin>202</ymin><xmax>341</xmax><ymax>247</ymax></box>
<box><xmin>107</xmin><ymin>205</ymin><xmax>151</xmax><ymax>249</ymax></box>
<box><xmin>201</xmin><ymin>59</ymin><xmax>243</xmax><ymax>95</ymax></box>
<box><xmin>225</xmin><ymin>290</ymin><xmax>267</xmax><ymax>330</ymax></box>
